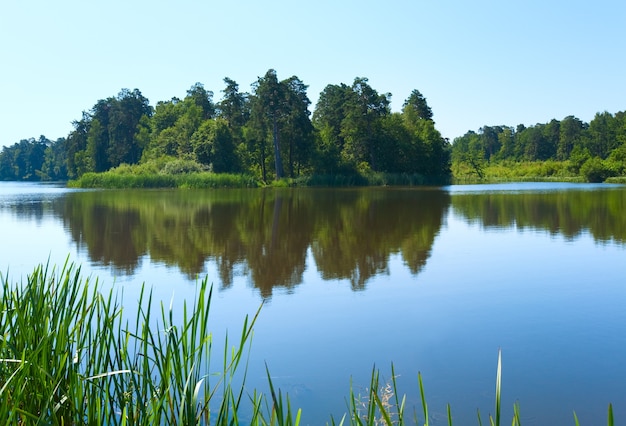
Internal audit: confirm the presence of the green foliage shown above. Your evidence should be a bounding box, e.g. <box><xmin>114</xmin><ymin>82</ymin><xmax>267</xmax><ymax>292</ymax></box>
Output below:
<box><xmin>192</xmin><ymin>119</ymin><xmax>241</xmax><ymax>173</ymax></box>
<box><xmin>69</xmin><ymin>171</ymin><xmax>258</xmax><ymax>189</ymax></box>
<box><xmin>176</xmin><ymin>173</ymin><xmax>259</xmax><ymax>189</ymax></box>
<box><xmin>5</xmin><ymin>70</ymin><xmax>453</xmax><ymax>184</ymax></box>
<box><xmin>0</xmin><ymin>136</ymin><xmax>49</xmax><ymax>181</ymax></box>
<box><xmin>579</xmin><ymin>156</ymin><xmax>616</xmax><ymax>183</ymax></box>
<box><xmin>313</xmin><ymin>81</ymin><xmax>448</xmax><ymax>178</ymax></box>
<box><xmin>159</xmin><ymin>158</ymin><xmax>205</xmax><ymax>175</ymax></box>
<box><xmin>6</xmin><ymin>72</ymin><xmax>626</xmax><ymax>184</ymax></box>
<box><xmin>0</xmin><ymin>261</ymin><xmax>266</xmax><ymax>425</ymax></box>
<box><xmin>451</xmin><ymin>110</ymin><xmax>626</xmax><ymax>182</ymax></box>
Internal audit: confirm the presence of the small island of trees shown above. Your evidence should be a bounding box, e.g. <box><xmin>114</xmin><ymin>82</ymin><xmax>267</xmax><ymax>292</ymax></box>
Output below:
<box><xmin>0</xmin><ymin>69</ymin><xmax>451</xmax><ymax>187</ymax></box>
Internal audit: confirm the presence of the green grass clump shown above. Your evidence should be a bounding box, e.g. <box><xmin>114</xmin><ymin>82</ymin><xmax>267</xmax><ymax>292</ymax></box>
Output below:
<box><xmin>68</xmin><ymin>171</ymin><xmax>178</xmax><ymax>188</ymax></box>
<box><xmin>451</xmin><ymin>159</ymin><xmax>626</xmax><ymax>183</ymax></box>
<box><xmin>69</xmin><ymin>171</ymin><xmax>259</xmax><ymax>189</ymax></box>
<box><xmin>0</xmin><ymin>260</ymin><xmax>277</xmax><ymax>425</ymax></box>
<box><xmin>68</xmin><ymin>159</ymin><xmax>260</xmax><ymax>189</ymax></box>
<box><xmin>176</xmin><ymin>172</ymin><xmax>259</xmax><ymax>189</ymax></box>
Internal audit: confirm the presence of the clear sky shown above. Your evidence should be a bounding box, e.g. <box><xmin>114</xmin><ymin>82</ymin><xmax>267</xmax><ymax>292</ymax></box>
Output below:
<box><xmin>1</xmin><ymin>0</ymin><xmax>625</xmax><ymax>148</ymax></box>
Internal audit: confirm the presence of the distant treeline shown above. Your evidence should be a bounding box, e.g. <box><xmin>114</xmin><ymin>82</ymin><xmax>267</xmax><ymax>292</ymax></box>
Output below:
<box><xmin>0</xmin><ymin>69</ymin><xmax>450</xmax><ymax>184</ymax></box>
<box><xmin>451</xmin><ymin>112</ymin><xmax>626</xmax><ymax>182</ymax></box>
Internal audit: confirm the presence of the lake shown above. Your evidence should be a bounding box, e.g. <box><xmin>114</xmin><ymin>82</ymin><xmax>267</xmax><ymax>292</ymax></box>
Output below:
<box><xmin>0</xmin><ymin>181</ymin><xmax>624</xmax><ymax>425</ymax></box>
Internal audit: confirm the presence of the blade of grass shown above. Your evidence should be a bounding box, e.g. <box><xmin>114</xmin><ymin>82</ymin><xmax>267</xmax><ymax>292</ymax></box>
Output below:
<box><xmin>418</xmin><ymin>372</ymin><xmax>429</xmax><ymax>426</ymax></box>
<box><xmin>493</xmin><ymin>349</ymin><xmax>502</xmax><ymax>426</ymax></box>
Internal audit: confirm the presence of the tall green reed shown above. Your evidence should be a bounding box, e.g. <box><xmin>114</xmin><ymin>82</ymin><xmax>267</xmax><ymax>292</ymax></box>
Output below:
<box><xmin>0</xmin><ymin>260</ymin><xmax>262</xmax><ymax>425</ymax></box>
<box><xmin>338</xmin><ymin>348</ymin><xmax>612</xmax><ymax>426</ymax></box>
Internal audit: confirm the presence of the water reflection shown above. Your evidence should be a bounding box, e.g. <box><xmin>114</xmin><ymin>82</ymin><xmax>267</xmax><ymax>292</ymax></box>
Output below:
<box><xmin>4</xmin><ymin>183</ymin><xmax>625</xmax><ymax>298</ymax></box>
<box><xmin>53</xmin><ymin>188</ymin><xmax>450</xmax><ymax>297</ymax></box>
<box><xmin>450</xmin><ymin>184</ymin><xmax>626</xmax><ymax>244</ymax></box>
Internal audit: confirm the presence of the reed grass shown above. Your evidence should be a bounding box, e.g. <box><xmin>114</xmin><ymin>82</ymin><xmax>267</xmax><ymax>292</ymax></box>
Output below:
<box><xmin>0</xmin><ymin>262</ymin><xmax>617</xmax><ymax>425</ymax></box>
<box><xmin>0</xmin><ymin>260</ymin><xmax>265</xmax><ymax>425</ymax></box>
<box><xmin>68</xmin><ymin>171</ymin><xmax>178</xmax><ymax>188</ymax></box>
<box><xmin>69</xmin><ymin>172</ymin><xmax>259</xmax><ymax>189</ymax></box>
<box><xmin>176</xmin><ymin>172</ymin><xmax>259</xmax><ymax>189</ymax></box>
<box><xmin>69</xmin><ymin>170</ymin><xmax>448</xmax><ymax>189</ymax></box>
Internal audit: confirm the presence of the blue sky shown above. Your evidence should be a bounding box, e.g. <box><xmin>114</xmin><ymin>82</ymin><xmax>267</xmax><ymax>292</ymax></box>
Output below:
<box><xmin>1</xmin><ymin>0</ymin><xmax>625</xmax><ymax>148</ymax></box>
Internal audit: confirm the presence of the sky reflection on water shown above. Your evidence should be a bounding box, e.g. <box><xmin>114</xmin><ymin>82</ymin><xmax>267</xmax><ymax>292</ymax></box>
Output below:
<box><xmin>0</xmin><ymin>182</ymin><xmax>624</xmax><ymax>425</ymax></box>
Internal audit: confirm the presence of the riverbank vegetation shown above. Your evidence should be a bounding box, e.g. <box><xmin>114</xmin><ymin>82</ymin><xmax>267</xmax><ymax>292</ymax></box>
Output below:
<box><xmin>451</xmin><ymin>112</ymin><xmax>626</xmax><ymax>183</ymax></box>
<box><xmin>67</xmin><ymin>159</ymin><xmax>440</xmax><ymax>189</ymax></box>
<box><xmin>0</xmin><ymin>262</ymin><xmax>615</xmax><ymax>425</ymax></box>
<box><xmin>3</xmin><ymin>69</ymin><xmax>625</xmax><ymax>186</ymax></box>
<box><xmin>0</xmin><ymin>70</ymin><xmax>450</xmax><ymax>187</ymax></box>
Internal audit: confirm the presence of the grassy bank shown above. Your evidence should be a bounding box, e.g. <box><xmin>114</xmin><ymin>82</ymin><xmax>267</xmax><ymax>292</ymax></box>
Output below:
<box><xmin>452</xmin><ymin>159</ymin><xmax>626</xmax><ymax>184</ymax></box>
<box><xmin>68</xmin><ymin>171</ymin><xmax>448</xmax><ymax>189</ymax></box>
<box><xmin>68</xmin><ymin>171</ymin><xmax>260</xmax><ymax>189</ymax></box>
<box><xmin>452</xmin><ymin>160</ymin><xmax>584</xmax><ymax>184</ymax></box>
<box><xmin>66</xmin><ymin>159</ymin><xmax>450</xmax><ymax>189</ymax></box>
<box><xmin>0</xmin><ymin>262</ymin><xmax>615</xmax><ymax>425</ymax></box>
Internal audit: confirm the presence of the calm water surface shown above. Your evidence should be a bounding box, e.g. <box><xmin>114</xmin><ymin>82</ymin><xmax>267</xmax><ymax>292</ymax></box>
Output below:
<box><xmin>0</xmin><ymin>182</ymin><xmax>624</xmax><ymax>425</ymax></box>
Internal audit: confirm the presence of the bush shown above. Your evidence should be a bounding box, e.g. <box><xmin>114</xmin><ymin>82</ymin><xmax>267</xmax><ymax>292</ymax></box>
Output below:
<box><xmin>159</xmin><ymin>159</ymin><xmax>205</xmax><ymax>175</ymax></box>
<box><xmin>580</xmin><ymin>157</ymin><xmax>615</xmax><ymax>182</ymax></box>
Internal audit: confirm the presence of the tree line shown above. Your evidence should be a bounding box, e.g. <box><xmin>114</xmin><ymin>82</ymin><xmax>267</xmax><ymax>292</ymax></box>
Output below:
<box><xmin>0</xmin><ymin>69</ymin><xmax>451</xmax><ymax>183</ymax></box>
<box><xmin>451</xmin><ymin>111</ymin><xmax>626</xmax><ymax>181</ymax></box>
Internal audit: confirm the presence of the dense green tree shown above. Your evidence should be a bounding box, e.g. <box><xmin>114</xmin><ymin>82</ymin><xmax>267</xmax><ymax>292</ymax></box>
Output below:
<box><xmin>0</xmin><ymin>146</ymin><xmax>12</xmax><ymax>179</ymax></box>
<box><xmin>145</xmin><ymin>100</ymin><xmax>203</xmax><ymax>160</ymax></box>
<box><xmin>513</xmin><ymin>124</ymin><xmax>526</xmax><ymax>159</ymax></box>
<box><xmin>403</xmin><ymin>89</ymin><xmax>433</xmax><ymax>121</ymax></box>
<box><xmin>616</xmin><ymin>111</ymin><xmax>626</xmax><ymax>147</ymax></box>
<box><xmin>378</xmin><ymin>113</ymin><xmax>412</xmax><ymax>172</ymax></box>
<box><xmin>416</xmin><ymin>119</ymin><xmax>450</xmax><ymax>177</ymax></box>
<box><xmin>64</xmin><ymin>89</ymin><xmax>151</xmax><ymax>176</ymax></box>
<box><xmin>217</xmin><ymin>78</ymin><xmax>249</xmax><ymax>129</ymax></box>
<box><xmin>496</xmin><ymin>126</ymin><xmax>515</xmax><ymax>160</ymax></box>
<box><xmin>41</xmin><ymin>137</ymin><xmax>68</xmax><ymax>180</ymax></box>
<box><xmin>340</xmin><ymin>77</ymin><xmax>391</xmax><ymax>171</ymax></box>
<box><xmin>250</xmin><ymin>69</ymin><xmax>286</xmax><ymax>179</ymax></box>
<box><xmin>402</xmin><ymin>90</ymin><xmax>451</xmax><ymax>177</ymax></box>
<box><xmin>0</xmin><ymin>137</ymin><xmax>48</xmax><ymax>180</ymax></box>
<box><xmin>479</xmin><ymin>126</ymin><xmax>501</xmax><ymax>161</ymax></box>
<box><xmin>65</xmin><ymin>114</ymin><xmax>90</xmax><ymax>178</ymax></box>
<box><xmin>247</xmin><ymin>70</ymin><xmax>315</xmax><ymax>180</ymax></box>
<box><xmin>191</xmin><ymin>119</ymin><xmax>240</xmax><ymax>173</ymax></box>
<box><xmin>186</xmin><ymin>82</ymin><xmax>215</xmax><ymax>120</ymax></box>
<box><xmin>311</xmin><ymin>83</ymin><xmax>354</xmax><ymax>174</ymax></box>
<box><xmin>586</xmin><ymin>111</ymin><xmax>618</xmax><ymax>159</ymax></box>
<box><xmin>86</xmin><ymin>118</ymin><xmax>108</xmax><ymax>172</ymax></box>
<box><xmin>451</xmin><ymin>130</ymin><xmax>486</xmax><ymax>178</ymax></box>
<box><xmin>279</xmin><ymin>76</ymin><xmax>315</xmax><ymax>177</ymax></box>
<box><xmin>246</xmin><ymin>98</ymin><xmax>271</xmax><ymax>181</ymax></box>
<box><xmin>540</xmin><ymin>119</ymin><xmax>559</xmax><ymax>160</ymax></box>
<box><xmin>107</xmin><ymin>88</ymin><xmax>152</xmax><ymax>166</ymax></box>
<box><xmin>151</xmin><ymin>98</ymin><xmax>183</xmax><ymax>134</ymax></box>
<box><xmin>557</xmin><ymin>116</ymin><xmax>585</xmax><ymax>160</ymax></box>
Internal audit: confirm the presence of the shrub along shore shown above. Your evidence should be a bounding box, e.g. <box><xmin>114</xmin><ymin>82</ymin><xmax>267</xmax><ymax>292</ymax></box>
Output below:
<box><xmin>0</xmin><ymin>262</ymin><xmax>615</xmax><ymax>425</ymax></box>
<box><xmin>67</xmin><ymin>160</ymin><xmax>448</xmax><ymax>189</ymax></box>
<box><xmin>66</xmin><ymin>158</ymin><xmax>626</xmax><ymax>189</ymax></box>
<box><xmin>452</xmin><ymin>159</ymin><xmax>626</xmax><ymax>184</ymax></box>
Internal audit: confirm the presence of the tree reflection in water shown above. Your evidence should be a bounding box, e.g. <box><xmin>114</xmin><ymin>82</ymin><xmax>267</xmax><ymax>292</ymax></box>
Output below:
<box><xmin>54</xmin><ymin>188</ymin><xmax>450</xmax><ymax>298</ymax></box>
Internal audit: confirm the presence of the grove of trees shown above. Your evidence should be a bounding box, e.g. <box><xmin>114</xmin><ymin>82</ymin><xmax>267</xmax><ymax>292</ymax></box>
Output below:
<box><xmin>0</xmin><ymin>69</ymin><xmax>451</xmax><ymax>183</ymax></box>
<box><xmin>451</xmin><ymin>112</ymin><xmax>626</xmax><ymax>181</ymax></box>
